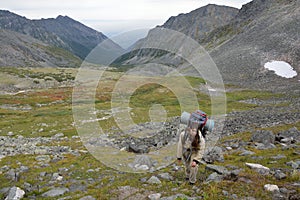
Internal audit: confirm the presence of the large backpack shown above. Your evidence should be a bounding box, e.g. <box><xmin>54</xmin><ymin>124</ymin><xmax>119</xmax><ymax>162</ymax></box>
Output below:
<box><xmin>187</xmin><ymin>110</ymin><xmax>207</xmax><ymax>130</ymax></box>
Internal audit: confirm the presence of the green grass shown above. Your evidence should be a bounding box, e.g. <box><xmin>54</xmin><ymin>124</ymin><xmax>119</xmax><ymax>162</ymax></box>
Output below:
<box><xmin>226</xmin><ymin>89</ymin><xmax>283</xmax><ymax>113</ymax></box>
<box><xmin>0</xmin><ymin>68</ymin><xmax>298</xmax><ymax>199</ymax></box>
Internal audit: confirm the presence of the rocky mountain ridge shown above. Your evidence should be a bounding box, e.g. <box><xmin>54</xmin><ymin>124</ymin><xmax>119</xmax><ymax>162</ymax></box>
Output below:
<box><xmin>116</xmin><ymin>0</ymin><xmax>300</xmax><ymax>91</ymax></box>
<box><xmin>0</xmin><ymin>29</ymin><xmax>81</xmax><ymax>68</ymax></box>
<box><xmin>0</xmin><ymin>10</ymin><xmax>123</xmax><ymax>60</ymax></box>
<box><xmin>160</xmin><ymin>4</ymin><xmax>239</xmax><ymax>39</ymax></box>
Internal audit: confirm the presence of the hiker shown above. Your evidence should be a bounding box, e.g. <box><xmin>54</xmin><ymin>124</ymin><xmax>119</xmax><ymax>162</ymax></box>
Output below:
<box><xmin>176</xmin><ymin>110</ymin><xmax>213</xmax><ymax>184</ymax></box>
<box><xmin>177</xmin><ymin>125</ymin><xmax>206</xmax><ymax>184</ymax></box>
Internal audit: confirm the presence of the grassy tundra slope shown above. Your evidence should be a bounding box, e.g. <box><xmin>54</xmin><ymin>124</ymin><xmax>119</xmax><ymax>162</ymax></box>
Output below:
<box><xmin>0</xmin><ymin>67</ymin><xmax>299</xmax><ymax>199</ymax></box>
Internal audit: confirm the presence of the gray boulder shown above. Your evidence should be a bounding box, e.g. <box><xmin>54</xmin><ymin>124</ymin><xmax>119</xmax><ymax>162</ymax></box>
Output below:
<box><xmin>42</xmin><ymin>187</ymin><xmax>69</xmax><ymax>197</ymax></box>
<box><xmin>251</xmin><ymin>130</ymin><xmax>275</xmax><ymax>145</ymax></box>
<box><xmin>277</xmin><ymin>127</ymin><xmax>300</xmax><ymax>143</ymax></box>
<box><xmin>160</xmin><ymin>194</ymin><xmax>199</xmax><ymax>200</ymax></box>
<box><xmin>128</xmin><ymin>144</ymin><xmax>150</xmax><ymax>154</ymax></box>
<box><xmin>157</xmin><ymin>173</ymin><xmax>174</xmax><ymax>181</ymax></box>
<box><xmin>205</xmin><ymin>164</ymin><xmax>229</xmax><ymax>175</ymax></box>
<box><xmin>147</xmin><ymin>176</ymin><xmax>161</xmax><ymax>185</ymax></box>
<box><xmin>5</xmin><ymin>186</ymin><xmax>25</xmax><ymax>200</ymax></box>
<box><xmin>246</xmin><ymin>163</ymin><xmax>270</xmax><ymax>175</ymax></box>
<box><xmin>79</xmin><ymin>196</ymin><xmax>96</xmax><ymax>200</ymax></box>
<box><xmin>128</xmin><ymin>155</ymin><xmax>154</xmax><ymax>171</ymax></box>
<box><xmin>203</xmin><ymin>146</ymin><xmax>224</xmax><ymax>163</ymax></box>
<box><xmin>206</xmin><ymin>172</ymin><xmax>224</xmax><ymax>183</ymax></box>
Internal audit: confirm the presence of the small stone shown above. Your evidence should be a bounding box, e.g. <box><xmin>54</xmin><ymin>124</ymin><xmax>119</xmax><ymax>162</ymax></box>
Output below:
<box><xmin>5</xmin><ymin>186</ymin><xmax>25</xmax><ymax>200</ymax></box>
<box><xmin>206</xmin><ymin>172</ymin><xmax>223</xmax><ymax>183</ymax></box>
<box><xmin>222</xmin><ymin>190</ymin><xmax>229</xmax><ymax>196</ymax></box>
<box><xmin>245</xmin><ymin>163</ymin><xmax>270</xmax><ymax>175</ymax></box>
<box><xmin>264</xmin><ymin>184</ymin><xmax>279</xmax><ymax>192</ymax></box>
<box><xmin>226</xmin><ymin>147</ymin><xmax>232</xmax><ymax>151</ymax></box>
<box><xmin>35</xmin><ymin>155</ymin><xmax>51</xmax><ymax>162</ymax></box>
<box><xmin>140</xmin><ymin>177</ymin><xmax>147</xmax><ymax>183</ymax></box>
<box><xmin>54</xmin><ymin>133</ymin><xmax>64</xmax><ymax>138</ymax></box>
<box><xmin>52</xmin><ymin>173</ymin><xmax>63</xmax><ymax>181</ymax></box>
<box><xmin>86</xmin><ymin>169</ymin><xmax>95</xmax><ymax>173</ymax></box>
<box><xmin>19</xmin><ymin>166</ymin><xmax>29</xmax><ymax>173</ymax></box>
<box><xmin>271</xmin><ymin>155</ymin><xmax>286</xmax><ymax>160</ymax></box>
<box><xmin>147</xmin><ymin>176</ymin><xmax>161</xmax><ymax>185</ymax></box>
<box><xmin>205</xmin><ymin>164</ymin><xmax>229</xmax><ymax>175</ymax></box>
<box><xmin>239</xmin><ymin>150</ymin><xmax>255</xmax><ymax>156</ymax></box>
<box><xmin>274</xmin><ymin>170</ymin><xmax>287</xmax><ymax>180</ymax></box>
<box><xmin>148</xmin><ymin>193</ymin><xmax>161</xmax><ymax>200</ymax></box>
<box><xmin>157</xmin><ymin>173</ymin><xmax>174</xmax><ymax>181</ymax></box>
<box><xmin>79</xmin><ymin>196</ymin><xmax>96</xmax><ymax>200</ymax></box>
<box><xmin>286</xmin><ymin>161</ymin><xmax>299</xmax><ymax>169</ymax></box>
<box><xmin>251</xmin><ymin>130</ymin><xmax>275</xmax><ymax>145</ymax></box>
<box><xmin>135</xmin><ymin>164</ymin><xmax>149</xmax><ymax>171</ymax></box>
<box><xmin>42</xmin><ymin>187</ymin><xmax>69</xmax><ymax>197</ymax></box>
<box><xmin>7</xmin><ymin>132</ymin><xmax>14</xmax><ymax>136</ymax></box>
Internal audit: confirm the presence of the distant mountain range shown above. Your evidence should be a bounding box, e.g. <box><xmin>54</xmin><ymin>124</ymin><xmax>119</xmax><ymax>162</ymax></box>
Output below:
<box><xmin>0</xmin><ymin>10</ymin><xmax>123</xmax><ymax>67</ymax></box>
<box><xmin>160</xmin><ymin>4</ymin><xmax>239</xmax><ymax>40</ymax></box>
<box><xmin>0</xmin><ymin>0</ymin><xmax>299</xmax><ymax>90</ymax></box>
<box><xmin>117</xmin><ymin>0</ymin><xmax>299</xmax><ymax>90</ymax></box>
<box><xmin>0</xmin><ymin>29</ymin><xmax>81</xmax><ymax>68</ymax></box>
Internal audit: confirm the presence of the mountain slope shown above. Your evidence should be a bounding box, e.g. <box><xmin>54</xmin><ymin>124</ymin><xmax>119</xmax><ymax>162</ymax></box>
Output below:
<box><xmin>206</xmin><ymin>0</ymin><xmax>300</xmax><ymax>89</ymax></box>
<box><xmin>35</xmin><ymin>16</ymin><xmax>120</xmax><ymax>59</ymax></box>
<box><xmin>0</xmin><ymin>29</ymin><xmax>81</xmax><ymax>68</ymax></box>
<box><xmin>0</xmin><ymin>10</ymin><xmax>123</xmax><ymax>59</ymax></box>
<box><xmin>115</xmin><ymin>1</ymin><xmax>299</xmax><ymax>91</ymax></box>
<box><xmin>113</xmin><ymin>4</ymin><xmax>238</xmax><ymax>67</ymax></box>
<box><xmin>160</xmin><ymin>4</ymin><xmax>239</xmax><ymax>39</ymax></box>
<box><xmin>0</xmin><ymin>10</ymin><xmax>69</xmax><ymax>50</ymax></box>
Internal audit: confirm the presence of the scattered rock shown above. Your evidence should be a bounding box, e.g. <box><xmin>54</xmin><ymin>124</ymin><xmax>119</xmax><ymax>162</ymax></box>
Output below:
<box><xmin>277</xmin><ymin>127</ymin><xmax>300</xmax><ymax>143</ymax></box>
<box><xmin>79</xmin><ymin>196</ymin><xmax>96</xmax><ymax>200</ymax></box>
<box><xmin>253</xmin><ymin>142</ymin><xmax>276</xmax><ymax>150</ymax></box>
<box><xmin>5</xmin><ymin>186</ymin><xmax>25</xmax><ymax>200</ymax></box>
<box><xmin>271</xmin><ymin>155</ymin><xmax>286</xmax><ymax>160</ymax></box>
<box><xmin>203</xmin><ymin>146</ymin><xmax>224</xmax><ymax>163</ymax></box>
<box><xmin>206</xmin><ymin>172</ymin><xmax>224</xmax><ymax>183</ymax></box>
<box><xmin>239</xmin><ymin>150</ymin><xmax>255</xmax><ymax>156</ymax></box>
<box><xmin>238</xmin><ymin>177</ymin><xmax>253</xmax><ymax>184</ymax></box>
<box><xmin>148</xmin><ymin>193</ymin><xmax>162</xmax><ymax>200</ymax></box>
<box><xmin>245</xmin><ymin>163</ymin><xmax>270</xmax><ymax>175</ymax></box>
<box><xmin>157</xmin><ymin>173</ymin><xmax>174</xmax><ymax>181</ymax></box>
<box><xmin>160</xmin><ymin>193</ymin><xmax>199</xmax><ymax>200</ymax></box>
<box><xmin>274</xmin><ymin>170</ymin><xmax>287</xmax><ymax>180</ymax></box>
<box><xmin>205</xmin><ymin>164</ymin><xmax>229</xmax><ymax>175</ymax></box>
<box><xmin>6</xmin><ymin>169</ymin><xmax>20</xmax><ymax>182</ymax></box>
<box><xmin>147</xmin><ymin>176</ymin><xmax>161</xmax><ymax>185</ymax></box>
<box><xmin>54</xmin><ymin>133</ymin><xmax>65</xmax><ymax>138</ymax></box>
<box><xmin>52</xmin><ymin>173</ymin><xmax>63</xmax><ymax>181</ymax></box>
<box><xmin>286</xmin><ymin>161</ymin><xmax>300</xmax><ymax>169</ymax></box>
<box><xmin>114</xmin><ymin>186</ymin><xmax>140</xmax><ymax>200</ymax></box>
<box><xmin>69</xmin><ymin>182</ymin><xmax>87</xmax><ymax>192</ymax></box>
<box><xmin>42</xmin><ymin>187</ymin><xmax>69</xmax><ymax>197</ymax></box>
<box><xmin>128</xmin><ymin>144</ymin><xmax>150</xmax><ymax>154</ymax></box>
<box><xmin>35</xmin><ymin>155</ymin><xmax>51</xmax><ymax>162</ymax></box>
<box><xmin>264</xmin><ymin>184</ymin><xmax>279</xmax><ymax>192</ymax></box>
<box><xmin>251</xmin><ymin>130</ymin><xmax>275</xmax><ymax>145</ymax></box>
<box><xmin>129</xmin><ymin>155</ymin><xmax>154</xmax><ymax>171</ymax></box>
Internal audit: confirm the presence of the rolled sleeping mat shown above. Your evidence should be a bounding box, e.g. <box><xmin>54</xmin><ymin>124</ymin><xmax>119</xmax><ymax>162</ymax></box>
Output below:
<box><xmin>180</xmin><ymin>111</ymin><xmax>190</xmax><ymax>125</ymax></box>
<box><xmin>204</xmin><ymin>119</ymin><xmax>214</xmax><ymax>132</ymax></box>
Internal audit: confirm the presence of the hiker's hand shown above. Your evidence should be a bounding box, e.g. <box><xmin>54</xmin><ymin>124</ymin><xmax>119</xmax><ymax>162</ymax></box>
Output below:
<box><xmin>191</xmin><ymin>161</ymin><xmax>197</xmax><ymax>167</ymax></box>
<box><xmin>177</xmin><ymin>159</ymin><xmax>182</xmax><ymax>165</ymax></box>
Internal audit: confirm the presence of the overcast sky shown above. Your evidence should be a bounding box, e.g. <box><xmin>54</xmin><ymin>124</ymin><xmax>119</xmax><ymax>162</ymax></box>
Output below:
<box><xmin>0</xmin><ymin>0</ymin><xmax>252</xmax><ymax>36</ymax></box>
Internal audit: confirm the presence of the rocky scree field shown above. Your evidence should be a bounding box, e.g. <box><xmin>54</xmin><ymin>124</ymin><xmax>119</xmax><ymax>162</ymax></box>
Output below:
<box><xmin>0</xmin><ymin>67</ymin><xmax>299</xmax><ymax>200</ymax></box>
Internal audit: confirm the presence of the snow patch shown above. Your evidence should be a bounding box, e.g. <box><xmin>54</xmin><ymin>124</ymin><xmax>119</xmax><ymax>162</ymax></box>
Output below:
<box><xmin>264</xmin><ymin>61</ymin><xmax>297</xmax><ymax>78</ymax></box>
